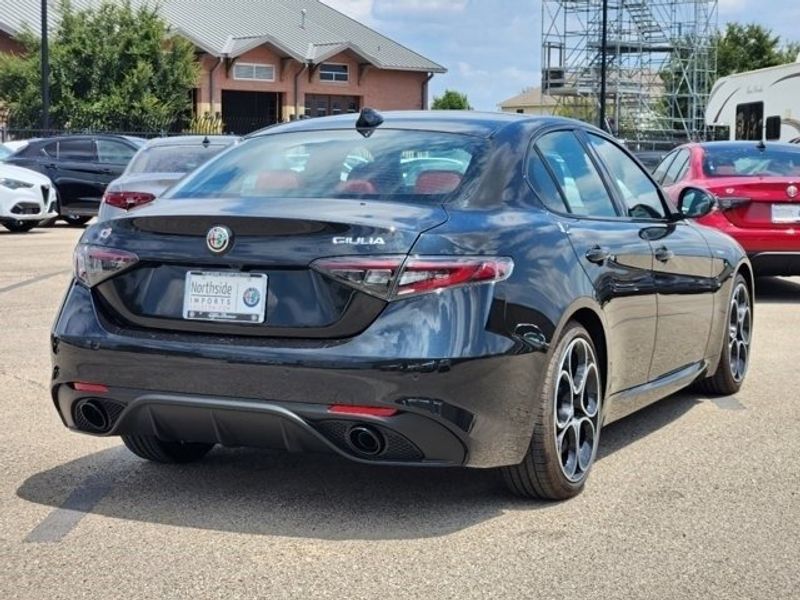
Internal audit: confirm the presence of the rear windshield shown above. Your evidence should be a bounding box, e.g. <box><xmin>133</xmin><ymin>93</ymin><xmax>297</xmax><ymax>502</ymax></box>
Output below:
<box><xmin>702</xmin><ymin>144</ymin><xmax>800</xmax><ymax>177</ymax></box>
<box><xmin>166</xmin><ymin>129</ymin><xmax>485</xmax><ymax>201</ymax></box>
<box><xmin>127</xmin><ymin>144</ymin><xmax>231</xmax><ymax>174</ymax></box>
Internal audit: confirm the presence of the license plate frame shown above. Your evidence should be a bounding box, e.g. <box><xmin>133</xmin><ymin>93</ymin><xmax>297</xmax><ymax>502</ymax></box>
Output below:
<box><xmin>771</xmin><ymin>204</ymin><xmax>800</xmax><ymax>223</ymax></box>
<box><xmin>182</xmin><ymin>271</ymin><xmax>268</xmax><ymax>324</ymax></box>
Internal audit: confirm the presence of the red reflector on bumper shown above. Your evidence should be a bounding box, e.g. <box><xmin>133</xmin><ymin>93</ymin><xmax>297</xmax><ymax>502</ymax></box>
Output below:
<box><xmin>328</xmin><ymin>405</ymin><xmax>397</xmax><ymax>417</ymax></box>
<box><xmin>72</xmin><ymin>382</ymin><xmax>109</xmax><ymax>393</ymax></box>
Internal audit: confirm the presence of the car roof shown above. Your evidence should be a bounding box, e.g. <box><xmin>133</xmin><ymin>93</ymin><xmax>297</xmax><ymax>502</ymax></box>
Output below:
<box><xmin>697</xmin><ymin>141</ymin><xmax>800</xmax><ymax>151</ymax></box>
<box><xmin>142</xmin><ymin>135</ymin><xmax>240</xmax><ymax>148</ymax></box>
<box><xmin>251</xmin><ymin>111</ymin><xmax>592</xmax><ymax>139</ymax></box>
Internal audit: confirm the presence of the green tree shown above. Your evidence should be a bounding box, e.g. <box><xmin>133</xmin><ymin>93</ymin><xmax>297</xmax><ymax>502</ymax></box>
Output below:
<box><xmin>716</xmin><ymin>23</ymin><xmax>798</xmax><ymax>77</ymax></box>
<box><xmin>431</xmin><ymin>89</ymin><xmax>472</xmax><ymax>110</ymax></box>
<box><xmin>0</xmin><ymin>0</ymin><xmax>199</xmax><ymax>130</ymax></box>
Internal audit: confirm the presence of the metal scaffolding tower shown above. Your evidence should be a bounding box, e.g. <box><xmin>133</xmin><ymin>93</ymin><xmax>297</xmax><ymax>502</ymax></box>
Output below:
<box><xmin>541</xmin><ymin>0</ymin><xmax>718</xmax><ymax>145</ymax></box>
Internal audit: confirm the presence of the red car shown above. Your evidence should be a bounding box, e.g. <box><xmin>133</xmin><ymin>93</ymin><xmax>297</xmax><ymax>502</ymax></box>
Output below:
<box><xmin>655</xmin><ymin>141</ymin><xmax>800</xmax><ymax>275</ymax></box>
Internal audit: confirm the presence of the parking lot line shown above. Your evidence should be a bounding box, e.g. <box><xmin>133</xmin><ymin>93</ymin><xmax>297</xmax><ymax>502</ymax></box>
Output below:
<box><xmin>23</xmin><ymin>471</ymin><xmax>115</xmax><ymax>543</ymax></box>
<box><xmin>0</xmin><ymin>270</ymin><xmax>69</xmax><ymax>295</ymax></box>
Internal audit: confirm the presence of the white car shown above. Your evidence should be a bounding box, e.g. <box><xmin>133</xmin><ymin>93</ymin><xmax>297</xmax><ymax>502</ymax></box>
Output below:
<box><xmin>0</xmin><ymin>163</ymin><xmax>57</xmax><ymax>233</ymax></box>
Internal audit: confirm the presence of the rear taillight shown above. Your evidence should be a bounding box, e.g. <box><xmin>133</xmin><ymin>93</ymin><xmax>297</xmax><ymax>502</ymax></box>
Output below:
<box><xmin>311</xmin><ymin>255</ymin><xmax>513</xmax><ymax>300</ymax></box>
<box><xmin>717</xmin><ymin>196</ymin><xmax>751</xmax><ymax>211</ymax></box>
<box><xmin>102</xmin><ymin>190</ymin><xmax>156</xmax><ymax>210</ymax></box>
<box><xmin>73</xmin><ymin>244</ymin><xmax>139</xmax><ymax>287</ymax></box>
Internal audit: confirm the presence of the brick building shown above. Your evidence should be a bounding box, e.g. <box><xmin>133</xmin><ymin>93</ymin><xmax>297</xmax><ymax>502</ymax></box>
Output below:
<box><xmin>0</xmin><ymin>0</ymin><xmax>446</xmax><ymax>132</ymax></box>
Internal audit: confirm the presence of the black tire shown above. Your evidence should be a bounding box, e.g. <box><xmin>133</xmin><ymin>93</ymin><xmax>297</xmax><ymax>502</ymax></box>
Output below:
<box><xmin>62</xmin><ymin>215</ymin><xmax>92</xmax><ymax>227</ymax></box>
<box><xmin>122</xmin><ymin>434</ymin><xmax>214</xmax><ymax>464</ymax></box>
<box><xmin>2</xmin><ymin>220</ymin><xmax>39</xmax><ymax>233</ymax></box>
<box><xmin>502</xmin><ymin>322</ymin><xmax>603</xmax><ymax>500</ymax></box>
<box><xmin>696</xmin><ymin>273</ymin><xmax>752</xmax><ymax>395</ymax></box>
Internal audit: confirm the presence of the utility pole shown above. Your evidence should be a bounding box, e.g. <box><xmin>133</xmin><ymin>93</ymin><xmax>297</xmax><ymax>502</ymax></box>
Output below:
<box><xmin>41</xmin><ymin>0</ymin><xmax>50</xmax><ymax>130</ymax></box>
<box><xmin>598</xmin><ymin>0</ymin><xmax>608</xmax><ymax>132</ymax></box>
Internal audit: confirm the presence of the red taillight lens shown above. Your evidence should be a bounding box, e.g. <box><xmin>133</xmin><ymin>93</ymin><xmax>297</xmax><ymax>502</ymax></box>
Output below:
<box><xmin>72</xmin><ymin>382</ymin><xmax>109</xmax><ymax>393</ymax></box>
<box><xmin>73</xmin><ymin>244</ymin><xmax>139</xmax><ymax>287</ymax></box>
<box><xmin>102</xmin><ymin>190</ymin><xmax>156</xmax><ymax>210</ymax></box>
<box><xmin>311</xmin><ymin>255</ymin><xmax>513</xmax><ymax>300</ymax></box>
<box><xmin>328</xmin><ymin>405</ymin><xmax>398</xmax><ymax>417</ymax></box>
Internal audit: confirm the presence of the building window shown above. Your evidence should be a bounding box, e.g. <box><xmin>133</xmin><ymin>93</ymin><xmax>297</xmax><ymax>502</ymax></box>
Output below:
<box><xmin>232</xmin><ymin>62</ymin><xmax>276</xmax><ymax>82</ymax></box>
<box><xmin>319</xmin><ymin>63</ymin><xmax>349</xmax><ymax>83</ymax></box>
<box><xmin>516</xmin><ymin>109</ymin><xmax>524</xmax><ymax>114</ymax></box>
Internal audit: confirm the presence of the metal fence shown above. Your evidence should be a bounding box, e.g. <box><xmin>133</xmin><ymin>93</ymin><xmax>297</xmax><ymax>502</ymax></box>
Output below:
<box><xmin>0</xmin><ymin>114</ymin><xmax>285</xmax><ymax>142</ymax></box>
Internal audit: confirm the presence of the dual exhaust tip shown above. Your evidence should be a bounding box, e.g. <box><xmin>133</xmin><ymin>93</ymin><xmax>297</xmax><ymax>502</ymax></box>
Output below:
<box><xmin>346</xmin><ymin>424</ymin><xmax>385</xmax><ymax>457</ymax></box>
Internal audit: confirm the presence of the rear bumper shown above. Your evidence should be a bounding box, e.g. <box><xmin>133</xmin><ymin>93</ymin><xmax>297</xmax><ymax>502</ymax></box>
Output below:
<box><xmin>699</xmin><ymin>211</ymin><xmax>800</xmax><ymax>258</ymax></box>
<box><xmin>747</xmin><ymin>252</ymin><xmax>800</xmax><ymax>276</ymax></box>
<box><xmin>51</xmin><ymin>282</ymin><xmax>548</xmax><ymax>468</ymax></box>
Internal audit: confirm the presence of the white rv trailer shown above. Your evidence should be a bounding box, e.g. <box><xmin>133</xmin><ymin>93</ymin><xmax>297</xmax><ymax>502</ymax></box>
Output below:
<box><xmin>706</xmin><ymin>57</ymin><xmax>800</xmax><ymax>143</ymax></box>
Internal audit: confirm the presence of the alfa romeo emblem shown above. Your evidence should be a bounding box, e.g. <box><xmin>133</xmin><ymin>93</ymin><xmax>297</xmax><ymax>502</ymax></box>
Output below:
<box><xmin>206</xmin><ymin>225</ymin><xmax>232</xmax><ymax>254</ymax></box>
<box><xmin>787</xmin><ymin>185</ymin><xmax>798</xmax><ymax>199</ymax></box>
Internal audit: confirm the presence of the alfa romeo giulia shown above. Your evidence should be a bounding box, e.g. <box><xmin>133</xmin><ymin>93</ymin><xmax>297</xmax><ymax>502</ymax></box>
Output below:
<box><xmin>51</xmin><ymin>110</ymin><xmax>753</xmax><ymax>500</ymax></box>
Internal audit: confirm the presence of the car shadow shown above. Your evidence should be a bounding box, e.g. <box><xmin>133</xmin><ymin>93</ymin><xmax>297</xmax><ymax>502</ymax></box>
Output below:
<box><xmin>17</xmin><ymin>392</ymin><xmax>701</xmax><ymax>540</ymax></box>
<box><xmin>754</xmin><ymin>276</ymin><xmax>800</xmax><ymax>304</ymax></box>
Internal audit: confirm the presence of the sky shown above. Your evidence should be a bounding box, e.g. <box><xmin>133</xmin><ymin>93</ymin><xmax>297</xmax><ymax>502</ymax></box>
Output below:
<box><xmin>322</xmin><ymin>0</ymin><xmax>800</xmax><ymax>111</ymax></box>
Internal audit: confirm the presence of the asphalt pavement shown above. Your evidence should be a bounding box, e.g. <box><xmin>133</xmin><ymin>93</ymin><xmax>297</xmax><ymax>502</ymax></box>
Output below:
<box><xmin>0</xmin><ymin>225</ymin><xmax>797</xmax><ymax>599</ymax></box>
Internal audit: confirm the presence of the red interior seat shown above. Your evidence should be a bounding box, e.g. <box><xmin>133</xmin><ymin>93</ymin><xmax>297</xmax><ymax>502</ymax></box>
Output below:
<box><xmin>415</xmin><ymin>170</ymin><xmax>462</xmax><ymax>194</ymax></box>
<box><xmin>256</xmin><ymin>170</ymin><xmax>301</xmax><ymax>191</ymax></box>
<box><xmin>338</xmin><ymin>180</ymin><xmax>377</xmax><ymax>194</ymax></box>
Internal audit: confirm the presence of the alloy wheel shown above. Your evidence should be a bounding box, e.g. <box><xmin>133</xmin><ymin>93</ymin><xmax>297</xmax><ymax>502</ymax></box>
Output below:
<box><xmin>553</xmin><ymin>337</ymin><xmax>601</xmax><ymax>483</ymax></box>
<box><xmin>728</xmin><ymin>282</ymin><xmax>752</xmax><ymax>383</ymax></box>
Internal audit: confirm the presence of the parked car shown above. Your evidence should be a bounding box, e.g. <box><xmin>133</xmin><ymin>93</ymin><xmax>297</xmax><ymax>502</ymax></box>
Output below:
<box><xmin>52</xmin><ymin>111</ymin><xmax>752</xmax><ymax>500</ymax></box>
<box><xmin>0</xmin><ymin>162</ymin><xmax>57</xmax><ymax>232</ymax></box>
<box><xmin>2</xmin><ymin>140</ymin><xmax>32</xmax><ymax>155</ymax></box>
<box><xmin>632</xmin><ymin>149</ymin><xmax>666</xmax><ymax>172</ymax></box>
<box><xmin>655</xmin><ymin>141</ymin><xmax>800</xmax><ymax>275</ymax></box>
<box><xmin>97</xmin><ymin>135</ymin><xmax>239</xmax><ymax>221</ymax></box>
<box><xmin>5</xmin><ymin>134</ymin><xmax>145</xmax><ymax>226</ymax></box>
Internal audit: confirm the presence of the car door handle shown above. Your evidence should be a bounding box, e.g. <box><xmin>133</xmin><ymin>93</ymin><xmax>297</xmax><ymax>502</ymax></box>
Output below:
<box><xmin>585</xmin><ymin>246</ymin><xmax>611</xmax><ymax>264</ymax></box>
<box><xmin>654</xmin><ymin>246</ymin><xmax>674</xmax><ymax>263</ymax></box>
<box><xmin>100</xmin><ymin>168</ymin><xmax>113</xmax><ymax>174</ymax></box>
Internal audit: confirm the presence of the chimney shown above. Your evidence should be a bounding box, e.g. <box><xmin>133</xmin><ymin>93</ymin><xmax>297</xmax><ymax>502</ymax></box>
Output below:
<box><xmin>301</xmin><ymin>9</ymin><xmax>307</xmax><ymax>29</ymax></box>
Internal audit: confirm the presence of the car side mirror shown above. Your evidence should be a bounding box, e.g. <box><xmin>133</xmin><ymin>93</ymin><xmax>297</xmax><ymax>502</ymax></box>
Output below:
<box><xmin>677</xmin><ymin>187</ymin><xmax>716</xmax><ymax>219</ymax></box>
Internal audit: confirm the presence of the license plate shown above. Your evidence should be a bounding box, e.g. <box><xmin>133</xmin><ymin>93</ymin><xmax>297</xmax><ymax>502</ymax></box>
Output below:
<box><xmin>183</xmin><ymin>271</ymin><xmax>267</xmax><ymax>323</ymax></box>
<box><xmin>771</xmin><ymin>204</ymin><xmax>800</xmax><ymax>223</ymax></box>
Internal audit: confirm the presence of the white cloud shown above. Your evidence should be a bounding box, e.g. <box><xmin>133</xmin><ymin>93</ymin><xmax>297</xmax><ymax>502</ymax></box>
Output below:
<box><xmin>457</xmin><ymin>61</ymin><xmax>489</xmax><ymax>78</ymax></box>
<box><xmin>321</xmin><ymin>0</ymin><xmax>376</xmax><ymax>23</ymax></box>
<box><xmin>718</xmin><ymin>0</ymin><xmax>748</xmax><ymax>13</ymax></box>
<box><xmin>375</xmin><ymin>0</ymin><xmax>468</xmax><ymax>17</ymax></box>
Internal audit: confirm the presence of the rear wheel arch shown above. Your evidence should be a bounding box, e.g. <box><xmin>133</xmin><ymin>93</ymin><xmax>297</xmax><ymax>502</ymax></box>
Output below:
<box><xmin>568</xmin><ymin>308</ymin><xmax>608</xmax><ymax>398</ymax></box>
<box><xmin>737</xmin><ymin>261</ymin><xmax>755</xmax><ymax>312</ymax></box>
<box><xmin>551</xmin><ymin>302</ymin><xmax>609</xmax><ymax>398</ymax></box>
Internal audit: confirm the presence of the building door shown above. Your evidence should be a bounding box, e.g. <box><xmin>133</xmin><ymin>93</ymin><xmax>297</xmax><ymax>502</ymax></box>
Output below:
<box><xmin>221</xmin><ymin>91</ymin><xmax>280</xmax><ymax>134</ymax></box>
<box><xmin>305</xmin><ymin>95</ymin><xmax>360</xmax><ymax>118</ymax></box>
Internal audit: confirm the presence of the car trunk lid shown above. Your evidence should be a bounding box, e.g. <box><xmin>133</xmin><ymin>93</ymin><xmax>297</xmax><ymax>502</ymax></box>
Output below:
<box><xmin>88</xmin><ymin>198</ymin><xmax>448</xmax><ymax>338</ymax></box>
<box><xmin>707</xmin><ymin>177</ymin><xmax>800</xmax><ymax>228</ymax></box>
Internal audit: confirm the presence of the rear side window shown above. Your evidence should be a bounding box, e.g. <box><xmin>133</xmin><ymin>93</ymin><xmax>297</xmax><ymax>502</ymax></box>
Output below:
<box><xmin>58</xmin><ymin>138</ymin><xmax>96</xmax><ymax>162</ymax></box>
<box><xmin>652</xmin><ymin>151</ymin><xmax>677</xmax><ymax>184</ymax></box>
<box><xmin>97</xmin><ymin>139</ymin><xmax>136</xmax><ymax>164</ymax></box>
<box><xmin>534</xmin><ymin>131</ymin><xmax>617</xmax><ymax>218</ymax></box>
<box><xmin>662</xmin><ymin>149</ymin><xmax>690</xmax><ymax>185</ymax></box>
<box><xmin>588</xmin><ymin>134</ymin><xmax>667</xmax><ymax>220</ymax></box>
<box><xmin>167</xmin><ymin>130</ymin><xmax>486</xmax><ymax>202</ymax></box>
<box><xmin>527</xmin><ymin>150</ymin><xmax>568</xmax><ymax>213</ymax></box>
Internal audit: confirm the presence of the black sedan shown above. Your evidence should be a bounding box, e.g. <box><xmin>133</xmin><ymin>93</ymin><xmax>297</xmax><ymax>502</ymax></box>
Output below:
<box><xmin>51</xmin><ymin>111</ymin><xmax>752</xmax><ymax>500</ymax></box>
<box><xmin>6</xmin><ymin>134</ymin><xmax>144</xmax><ymax>225</ymax></box>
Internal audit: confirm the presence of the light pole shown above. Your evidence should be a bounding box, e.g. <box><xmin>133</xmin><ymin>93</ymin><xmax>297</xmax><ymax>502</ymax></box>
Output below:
<box><xmin>598</xmin><ymin>0</ymin><xmax>608</xmax><ymax>131</ymax></box>
<box><xmin>41</xmin><ymin>0</ymin><xmax>49</xmax><ymax>131</ymax></box>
